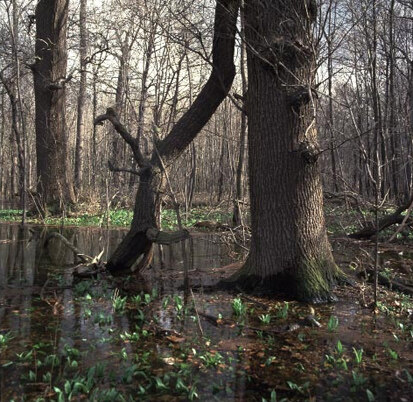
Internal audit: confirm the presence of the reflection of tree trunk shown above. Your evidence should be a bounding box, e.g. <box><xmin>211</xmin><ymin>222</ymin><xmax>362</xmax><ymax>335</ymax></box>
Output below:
<box><xmin>33</xmin><ymin>0</ymin><xmax>75</xmax><ymax>211</ymax></box>
<box><xmin>104</xmin><ymin>0</ymin><xmax>239</xmax><ymax>274</ymax></box>
<box><xmin>217</xmin><ymin>135</ymin><xmax>226</xmax><ymax>202</ymax></box>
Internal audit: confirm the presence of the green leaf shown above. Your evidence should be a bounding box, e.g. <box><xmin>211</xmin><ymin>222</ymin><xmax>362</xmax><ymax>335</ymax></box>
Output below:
<box><xmin>366</xmin><ymin>389</ymin><xmax>375</xmax><ymax>401</ymax></box>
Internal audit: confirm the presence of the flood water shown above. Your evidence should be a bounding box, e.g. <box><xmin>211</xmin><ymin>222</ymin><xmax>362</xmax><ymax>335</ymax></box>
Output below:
<box><xmin>0</xmin><ymin>223</ymin><xmax>241</xmax><ymax>401</ymax></box>
<box><xmin>1</xmin><ymin>223</ymin><xmax>412</xmax><ymax>401</ymax></box>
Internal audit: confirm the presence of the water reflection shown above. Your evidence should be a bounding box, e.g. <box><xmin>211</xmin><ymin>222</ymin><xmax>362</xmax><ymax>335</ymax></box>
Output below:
<box><xmin>0</xmin><ymin>223</ymin><xmax>235</xmax><ymax>400</ymax></box>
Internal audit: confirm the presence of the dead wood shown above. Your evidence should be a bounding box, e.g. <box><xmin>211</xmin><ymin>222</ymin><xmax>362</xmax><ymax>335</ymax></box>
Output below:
<box><xmin>360</xmin><ymin>267</ymin><xmax>413</xmax><ymax>296</ymax></box>
<box><xmin>45</xmin><ymin>232</ymin><xmax>90</xmax><ymax>263</ymax></box>
<box><xmin>146</xmin><ymin>228</ymin><xmax>190</xmax><ymax>245</ymax></box>
<box><xmin>349</xmin><ymin>197</ymin><xmax>413</xmax><ymax>239</ymax></box>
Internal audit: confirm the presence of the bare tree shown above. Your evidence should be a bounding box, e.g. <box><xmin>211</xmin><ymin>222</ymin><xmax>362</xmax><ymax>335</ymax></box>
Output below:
<box><xmin>32</xmin><ymin>0</ymin><xmax>75</xmax><ymax>212</ymax></box>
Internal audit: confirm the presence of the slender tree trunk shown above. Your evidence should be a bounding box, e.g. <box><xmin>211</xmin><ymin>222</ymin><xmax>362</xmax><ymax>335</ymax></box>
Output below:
<box><xmin>32</xmin><ymin>0</ymin><xmax>75</xmax><ymax>211</ymax></box>
<box><xmin>228</xmin><ymin>0</ymin><xmax>342</xmax><ymax>302</ymax></box>
<box><xmin>74</xmin><ymin>0</ymin><xmax>88</xmax><ymax>195</ymax></box>
<box><xmin>327</xmin><ymin>21</ymin><xmax>338</xmax><ymax>192</ymax></box>
<box><xmin>92</xmin><ymin>69</ymin><xmax>98</xmax><ymax>189</ymax></box>
<box><xmin>111</xmin><ymin>36</ymin><xmax>130</xmax><ymax>190</ymax></box>
<box><xmin>0</xmin><ymin>93</ymin><xmax>5</xmax><ymax>197</ymax></box>
<box><xmin>233</xmin><ymin>2</ymin><xmax>247</xmax><ymax>226</ymax></box>
<box><xmin>129</xmin><ymin>31</ymin><xmax>155</xmax><ymax>189</ymax></box>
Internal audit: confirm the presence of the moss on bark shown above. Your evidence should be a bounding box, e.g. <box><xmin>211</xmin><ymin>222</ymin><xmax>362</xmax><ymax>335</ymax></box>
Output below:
<box><xmin>219</xmin><ymin>256</ymin><xmax>346</xmax><ymax>303</ymax></box>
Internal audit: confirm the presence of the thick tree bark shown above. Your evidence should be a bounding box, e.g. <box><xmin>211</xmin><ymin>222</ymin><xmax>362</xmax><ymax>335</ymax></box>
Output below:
<box><xmin>98</xmin><ymin>0</ymin><xmax>240</xmax><ymax>274</ymax></box>
<box><xmin>33</xmin><ymin>0</ymin><xmax>75</xmax><ymax>211</ymax></box>
<box><xmin>226</xmin><ymin>0</ymin><xmax>342</xmax><ymax>302</ymax></box>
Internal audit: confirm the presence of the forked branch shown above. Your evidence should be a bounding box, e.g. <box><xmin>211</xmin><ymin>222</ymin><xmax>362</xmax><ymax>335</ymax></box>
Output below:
<box><xmin>94</xmin><ymin>107</ymin><xmax>148</xmax><ymax>168</ymax></box>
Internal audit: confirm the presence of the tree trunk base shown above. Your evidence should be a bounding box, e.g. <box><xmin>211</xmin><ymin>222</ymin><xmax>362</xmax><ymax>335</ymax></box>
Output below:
<box><xmin>106</xmin><ymin>230</ymin><xmax>153</xmax><ymax>275</ymax></box>
<box><xmin>218</xmin><ymin>258</ymin><xmax>346</xmax><ymax>303</ymax></box>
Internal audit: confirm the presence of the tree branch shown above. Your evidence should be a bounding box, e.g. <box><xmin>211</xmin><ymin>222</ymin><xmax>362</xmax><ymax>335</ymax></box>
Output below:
<box><xmin>94</xmin><ymin>107</ymin><xmax>148</xmax><ymax>168</ymax></box>
<box><xmin>153</xmin><ymin>0</ymin><xmax>240</xmax><ymax>167</ymax></box>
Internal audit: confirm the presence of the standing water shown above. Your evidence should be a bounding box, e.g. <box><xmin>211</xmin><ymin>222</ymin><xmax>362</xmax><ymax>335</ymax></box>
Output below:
<box><xmin>0</xmin><ymin>223</ymin><xmax>412</xmax><ymax>401</ymax></box>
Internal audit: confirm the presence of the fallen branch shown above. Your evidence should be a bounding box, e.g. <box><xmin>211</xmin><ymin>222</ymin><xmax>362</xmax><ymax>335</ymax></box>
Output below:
<box><xmin>359</xmin><ymin>267</ymin><xmax>413</xmax><ymax>296</ymax></box>
<box><xmin>349</xmin><ymin>197</ymin><xmax>413</xmax><ymax>239</ymax></box>
<box><xmin>389</xmin><ymin>197</ymin><xmax>413</xmax><ymax>242</ymax></box>
<box><xmin>146</xmin><ymin>228</ymin><xmax>190</xmax><ymax>245</ymax></box>
<box><xmin>45</xmin><ymin>232</ymin><xmax>91</xmax><ymax>263</ymax></box>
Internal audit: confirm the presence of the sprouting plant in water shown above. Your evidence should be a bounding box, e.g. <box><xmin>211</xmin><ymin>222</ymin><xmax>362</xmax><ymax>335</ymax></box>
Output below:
<box><xmin>44</xmin><ymin>354</ymin><xmax>60</xmax><ymax>367</ymax></box>
<box><xmin>154</xmin><ymin>376</ymin><xmax>169</xmax><ymax>390</ymax></box>
<box><xmin>90</xmin><ymin>387</ymin><xmax>125</xmax><ymax>402</ymax></box>
<box><xmin>131</xmin><ymin>294</ymin><xmax>142</xmax><ymax>305</ymax></box>
<box><xmin>232</xmin><ymin>297</ymin><xmax>246</xmax><ymax>316</ymax></box>
<box><xmin>366</xmin><ymin>389</ymin><xmax>375</xmax><ymax>402</ymax></box>
<box><xmin>265</xmin><ymin>356</ymin><xmax>276</xmax><ymax>366</ymax></box>
<box><xmin>353</xmin><ymin>347</ymin><xmax>363</xmax><ymax>365</ymax></box>
<box><xmin>151</xmin><ymin>288</ymin><xmax>158</xmax><ymax>299</ymax></box>
<box><xmin>122</xmin><ymin>364</ymin><xmax>139</xmax><ymax>384</ymax></box>
<box><xmin>120</xmin><ymin>331</ymin><xmax>140</xmax><ymax>342</ymax></box>
<box><xmin>388</xmin><ymin>348</ymin><xmax>398</xmax><ymax>360</ymax></box>
<box><xmin>277</xmin><ymin>302</ymin><xmax>289</xmax><ymax>319</ymax></box>
<box><xmin>94</xmin><ymin>312</ymin><xmax>112</xmax><ymax>326</ymax></box>
<box><xmin>83</xmin><ymin>307</ymin><xmax>92</xmax><ymax>319</ymax></box>
<box><xmin>199</xmin><ymin>351</ymin><xmax>224</xmax><ymax>367</ymax></box>
<box><xmin>336</xmin><ymin>340</ymin><xmax>344</xmax><ymax>355</ymax></box>
<box><xmin>261</xmin><ymin>389</ymin><xmax>282</xmax><ymax>402</ymax></box>
<box><xmin>259</xmin><ymin>314</ymin><xmax>271</xmax><ymax>325</ymax></box>
<box><xmin>16</xmin><ymin>349</ymin><xmax>33</xmax><ymax>362</ymax></box>
<box><xmin>327</xmin><ymin>315</ymin><xmax>339</xmax><ymax>332</ymax></box>
<box><xmin>286</xmin><ymin>380</ymin><xmax>309</xmax><ymax>395</ymax></box>
<box><xmin>404</xmin><ymin>369</ymin><xmax>413</xmax><ymax>383</ymax></box>
<box><xmin>188</xmin><ymin>384</ymin><xmax>199</xmax><ymax>401</ymax></box>
<box><xmin>162</xmin><ymin>295</ymin><xmax>170</xmax><ymax>309</ymax></box>
<box><xmin>325</xmin><ymin>349</ymin><xmax>348</xmax><ymax>371</ymax></box>
<box><xmin>174</xmin><ymin>295</ymin><xmax>184</xmax><ymax>314</ymax></box>
<box><xmin>43</xmin><ymin>371</ymin><xmax>52</xmax><ymax>383</ymax></box>
<box><xmin>0</xmin><ymin>331</ymin><xmax>14</xmax><ymax>349</ymax></box>
<box><xmin>325</xmin><ymin>353</ymin><xmax>336</xmax><ymax>365</ymax></box>
<box><xmin>144</xmin><ymin>293</ymin><xmax>152</xmax><ymax>305</ymax></box>
<box><xmin>352</xmin><ymin>370</ymin><xmax>367</xmax><ymax>387</ymax></box>
<box><xmin>111</xmin><ymin>289</ymin><xmax>127</xmax><ymax>312</ymax></box>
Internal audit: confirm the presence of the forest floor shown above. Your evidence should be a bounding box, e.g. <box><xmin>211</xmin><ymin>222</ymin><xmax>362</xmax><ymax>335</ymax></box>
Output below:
<box><xmin>0</xmin><ymin>202</ymin><xmax>412</xmax><ymax>401</ymax></box>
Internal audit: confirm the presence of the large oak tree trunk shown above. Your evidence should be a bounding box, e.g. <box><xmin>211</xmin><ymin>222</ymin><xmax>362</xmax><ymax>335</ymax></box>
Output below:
<box><xmin>33</xmin><ymin>0</ymin><xmax>75</xmax><ymax>211</ymax></box>
<box><xmin>230</xmin><ymin>0</ymin><xmax>342</xmax><ymax>302</ymax></box>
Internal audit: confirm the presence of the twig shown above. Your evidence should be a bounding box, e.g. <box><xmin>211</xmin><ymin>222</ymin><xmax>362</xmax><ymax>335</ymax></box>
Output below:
<box><xmin>190</xmin><ymin>289</ymin><xmax>204</xmax><ymax>336</ymax></box>
<box><xmin>389</xmin><ymin>196</ymin><xmax>413</xmax><ymax>242</ymax></box>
